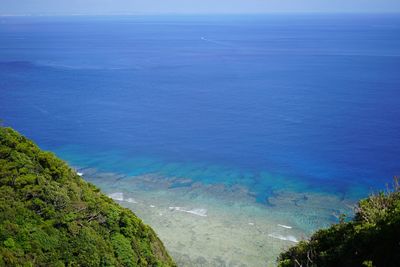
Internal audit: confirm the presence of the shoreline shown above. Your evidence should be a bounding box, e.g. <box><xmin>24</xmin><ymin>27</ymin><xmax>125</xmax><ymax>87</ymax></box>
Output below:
<box><xmin>76</xmin><ymin>167</ymin><xmax>355</xmax><ymax>266</ymax></box>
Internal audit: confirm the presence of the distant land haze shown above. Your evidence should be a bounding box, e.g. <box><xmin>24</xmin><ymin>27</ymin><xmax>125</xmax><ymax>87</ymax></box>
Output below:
<box><xmin>1</xmin><ymin>0</ymin><xmax>400</xmax><ymax>15</ymax></box>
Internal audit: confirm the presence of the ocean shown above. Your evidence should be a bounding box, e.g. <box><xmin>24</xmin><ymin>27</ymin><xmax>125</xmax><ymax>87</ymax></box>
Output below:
<box><xmin>1</xmin><ymin>14</ymin><xmax>400</xmax><ymax>265</ymax></box>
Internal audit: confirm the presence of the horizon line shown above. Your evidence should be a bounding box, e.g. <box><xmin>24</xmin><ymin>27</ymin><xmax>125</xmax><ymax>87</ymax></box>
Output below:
<box><xmin>1</xmin><ymin>11</ymin><xmax>400</xmax><ymax>17</ymax></box>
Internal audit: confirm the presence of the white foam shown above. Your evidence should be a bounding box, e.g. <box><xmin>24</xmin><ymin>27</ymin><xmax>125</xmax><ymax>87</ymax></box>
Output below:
<box><xmin>108</xmin><ymin>192</ymin><xmax>124</xmax><ymax>201</ymax></box>
<box><xmin>186</xmin><ymin>208</ymin><xmax>207</xmax><ymax>217</ymax></box>
<box><xmin>268</xmin><ymin>234</ymin><xmax>298</xmax><ymax>243</ymax></box>
<box><xmin>169</xmin><ymin>206</ymin><xmax>207</xmax><ymax>217</ymax></box>
<box><xmin>125</xmin><ymin>198</ymin><xmax>137</xmax><ymax>203</ymax></box>
<box><xmin>248</xmin><ymin>222</ymin><xmax>255</xmax><ymax>226</ymax></box>
<box><xmin>169</xmin><ymin>206</ymin><xmax>181</xmax><ymax>212</ymax></box>
<box><xmin>77</xmin><ymin>172</ymin><xmax>83</xmax><ymax>176</ymax></box>
<box><xmin>277</xmin><ymin>224</ymin><xmax>292</xmax><ymax>229</ymax></box>
<box><xmin>150</xmin><ymin>205</ymin><xmax>155</xmax><ymax>208</ymax></box>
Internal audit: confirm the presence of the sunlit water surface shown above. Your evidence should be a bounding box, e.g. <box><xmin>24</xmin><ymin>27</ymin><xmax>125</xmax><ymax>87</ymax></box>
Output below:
<box><xmin>1</xmin><ymin>14</ymin><xmax>400</xmax><ymax>265</ymax></box>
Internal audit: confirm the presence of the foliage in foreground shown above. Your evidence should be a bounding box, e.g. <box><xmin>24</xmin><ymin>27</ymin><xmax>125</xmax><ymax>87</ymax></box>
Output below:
<box><xmin>0</xmin><ymin>127</ymin><xmax>176</xmax><ymax>266</ymax></box>
<box><xmin>277</xmin><ymin>178</ymin><xmax>400</xmax><ymax>267</ymax></box>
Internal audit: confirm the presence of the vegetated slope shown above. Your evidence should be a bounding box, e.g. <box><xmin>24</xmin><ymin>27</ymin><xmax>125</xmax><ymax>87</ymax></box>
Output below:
<box><xmin>277</xmin><ymin>179</ymin><xmax>400</xmax><ymax>267</ymax></box>
<box><xmin>0</xmin><ymin>126</ymin><xmax>176</xmax><ymax>266</ymax></box>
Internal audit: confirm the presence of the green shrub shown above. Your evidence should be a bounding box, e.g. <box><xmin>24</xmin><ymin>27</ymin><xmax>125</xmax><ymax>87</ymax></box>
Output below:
<box><xmin>0</xmin><ymin>126</ymin><xmax>176</xmax><ymax>266</ymax></box>
<box><xmin>277</xmin><ymin>178</ymin><xmax>400</xmax><ymax>267</ymax></box>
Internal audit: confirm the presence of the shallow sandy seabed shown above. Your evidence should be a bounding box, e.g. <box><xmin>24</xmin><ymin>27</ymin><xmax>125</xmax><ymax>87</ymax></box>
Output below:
<box><xmin>79</xmin><ymin>168</ymin><xmax>354</xmax><ymax>267</ymax></box>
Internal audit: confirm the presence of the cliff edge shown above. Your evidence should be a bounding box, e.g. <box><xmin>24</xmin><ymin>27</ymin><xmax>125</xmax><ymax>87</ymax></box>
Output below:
<box><xmin>0</xmin><ymin>126</ymin><xmax>176</xmax><ymax>266</ymax></box>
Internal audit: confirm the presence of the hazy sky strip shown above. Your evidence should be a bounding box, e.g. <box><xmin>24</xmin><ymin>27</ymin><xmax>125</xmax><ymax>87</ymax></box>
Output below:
<box><xmin>1</xmin><ymin>0</ymin><xmax>400</xmax><ymax>15</ymax></box>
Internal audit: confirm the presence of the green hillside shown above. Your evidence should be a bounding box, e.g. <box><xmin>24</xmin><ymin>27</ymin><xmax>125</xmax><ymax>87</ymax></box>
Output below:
<box><xmin>0</xmin><ymin>126</ymin><xmax>175</xmax><ymax>266</ymax></box>
<box><xmin>277</xmin><ymin>178</ymin><xmax>400</xmax><ymax>267</ymax></box>
<box><xmin>2</xmin><ymin>124</ymin><xmax>399</xmax><ymax>267</ymax></box>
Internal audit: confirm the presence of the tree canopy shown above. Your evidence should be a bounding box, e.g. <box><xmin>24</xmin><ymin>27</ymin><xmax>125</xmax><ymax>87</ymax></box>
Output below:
<box><xmin>0</xmin><ymin>126</ymin><xmax>176</xmax><ymax>266</ymax></box>
<box><xmin>277</xmin><ymin>178</ymin><xmax>400</xmax><ymax>267</ymax></box>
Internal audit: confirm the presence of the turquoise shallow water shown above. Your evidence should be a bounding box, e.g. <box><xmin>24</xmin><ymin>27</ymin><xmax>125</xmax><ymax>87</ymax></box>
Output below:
<box><xmin>1</xmin><ymin>15</ymin><xmax>399</xmax><ymax>202</ymax></box>
<box><xmin>54</xmin><ymin>145</ymin><xmax>365</xmax><ymax>203</ymax></box>
<box><xmin>74</xmin><ymin>167</ymin><xmax>354</xmax><ymax>266</ymax></box>
<box><xmin>1</xmin><ymin>14</ymin><xmax>400</xmax><ymax>264</ymax></box>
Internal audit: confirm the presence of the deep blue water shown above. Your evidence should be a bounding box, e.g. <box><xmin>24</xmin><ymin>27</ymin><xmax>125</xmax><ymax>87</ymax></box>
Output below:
<box><xmin>1</xmin><ymin>14</ymin><xmax>400</xmax><ymax>201</ymax></box>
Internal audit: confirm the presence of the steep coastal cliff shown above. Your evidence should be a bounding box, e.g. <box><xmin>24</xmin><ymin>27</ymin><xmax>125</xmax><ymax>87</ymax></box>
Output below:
<box><xmin>0</xmin><ymin>127</ymin><xmax>175</xmax><ymax>266</ymax></box>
